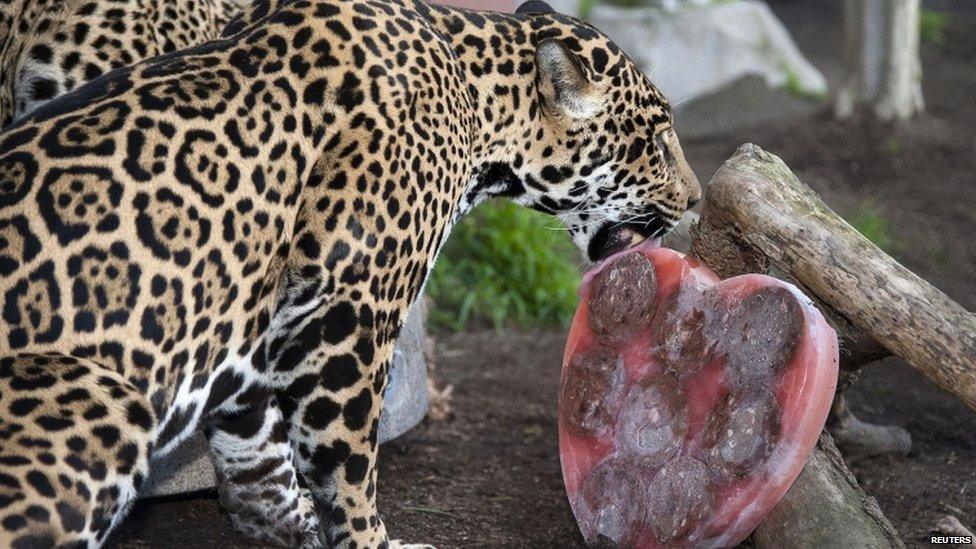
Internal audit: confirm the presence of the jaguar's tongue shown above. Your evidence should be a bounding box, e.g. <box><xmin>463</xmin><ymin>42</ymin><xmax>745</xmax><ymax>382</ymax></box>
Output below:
<box><xmin>580</xmin><ymin>236</ymin><xmax>661</xmax><ymax>296</ymax></box>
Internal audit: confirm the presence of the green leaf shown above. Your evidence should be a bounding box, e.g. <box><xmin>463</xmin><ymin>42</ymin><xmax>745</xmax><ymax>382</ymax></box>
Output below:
<box><xmin>428</xmin><ymin>201</ymin><xmax>581</xmax><ymax>331</ymax></box>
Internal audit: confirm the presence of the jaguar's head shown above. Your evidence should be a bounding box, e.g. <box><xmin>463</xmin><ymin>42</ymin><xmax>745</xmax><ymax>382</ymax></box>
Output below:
<box><xmin>507</xmin><ymin>2</ymin><xmax>701</xmax><ymax>263</ymax></box>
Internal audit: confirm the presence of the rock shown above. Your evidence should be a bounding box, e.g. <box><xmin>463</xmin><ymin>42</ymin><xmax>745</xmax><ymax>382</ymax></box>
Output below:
<box><xmin>379</xmin><ymin>300</ymin><xmax>430</xmax><ymax>443</ymax></box>
<box><xmin>586</xmin><ymin>1</ymin><xmax>827</xmax><ymax>104</ymax></box>
<box><xmin>932</xmin><ymin>515</ymin><xmax>976</xmax><ymax>545</ymax></box>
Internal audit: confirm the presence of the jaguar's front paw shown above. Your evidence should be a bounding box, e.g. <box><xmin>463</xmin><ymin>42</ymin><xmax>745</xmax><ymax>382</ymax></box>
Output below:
<box><xmin>221</xmin><ymin>487</ymin><xmax>322</xmax><ymax>548</ymax></box>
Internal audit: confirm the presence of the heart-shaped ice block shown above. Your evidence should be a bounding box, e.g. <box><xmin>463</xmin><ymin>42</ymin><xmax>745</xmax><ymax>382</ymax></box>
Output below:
<box><xmin>560</xmin><ymin>246</ymin><xmax>838</xmax><ymax>548</ymax></box>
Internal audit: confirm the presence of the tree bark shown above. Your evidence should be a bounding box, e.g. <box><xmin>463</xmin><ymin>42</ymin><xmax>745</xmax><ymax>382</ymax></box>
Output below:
<box><xmin>692</xmin><ymin>143</ymin><xmax>976</xmax><ymax>413</ymax></box>
<box><xmin>836</xmin><ymin>0</ymin><xmax>923</xmax><ymax>120</ymax></box>
<box><xmin>751</xmin><ymin>433</ymin><xmax>904</xmax><ymax>549</ymax></box>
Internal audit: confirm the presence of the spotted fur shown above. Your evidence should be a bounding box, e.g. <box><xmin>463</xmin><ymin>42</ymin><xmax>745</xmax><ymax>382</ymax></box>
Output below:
<box><xmin>0</xmin><ymin>0</ymin><xmax>248</xmax><ymax>126</ymax></box>
<box><xmin>0</xmin><ymin>0</ymin><xmax>700</xmax><ymax>546</ymax></box>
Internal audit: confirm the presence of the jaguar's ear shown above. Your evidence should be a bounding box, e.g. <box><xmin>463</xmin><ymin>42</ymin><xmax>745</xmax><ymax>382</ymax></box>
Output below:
<box><xmin>536</xmin><ymin>39</ymin><xmax>602</xmax><ymax>119</ymax></box>
<box><xmin>517</xmin><ymin>1</ymin><xmax>555</xmax><ymax>14</ymax></box>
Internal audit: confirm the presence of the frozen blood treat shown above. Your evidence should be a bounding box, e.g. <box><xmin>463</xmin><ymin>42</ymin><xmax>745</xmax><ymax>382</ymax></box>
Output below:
<box><xmin>560</xmin><ymin>243</ymin><xmax>838</xmax><ymax>548</ymax></box>
<box><xmin>700</xmin><ymin>390</ymin><xmax>781</xmax><ymax>484</ymax></box>
<box><xmin>643</xmin><ymin>456</ymin><xmax>712</xmax><ymax>544</ymax></box>
<box><xmin>576</xmin><ymin>456</ymin><xmax>648</xmax><ymax>545</ymax></box>
<box><xmin>615</xmin><ymin>375</ymin><xmax>687</xmax><ymax>468</ymax></box>
<box><xmin>588</xmin><ymin>253</ymin><xmax>657</xmax><ymax>346</ymax></box>
<box><xmin>718</xmin><ymin>287</ymin><xmax>804</xmax><ymax>390</ymax></box>
<box><xmin>561</xmin><ymin>346</ymin><xmax>627</xmax><ymax>438</ymax></box>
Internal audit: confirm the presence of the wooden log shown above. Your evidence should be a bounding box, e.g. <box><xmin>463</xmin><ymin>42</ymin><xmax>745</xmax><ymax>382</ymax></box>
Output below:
<box><xmin>692</xmin><ymin>143</ymin><xmax>976</xmax><ymax>413</ymax></box>
<box><xmin>684</xmin><ymin>211</ymin><xmax>891</xmax><ymax>375</ymax></box>
<box><xmin>877</xmin><ymin>0</ymin><xmax>925</xmax><ymax>120</ymax></box>
<box><xmin>751</xmin><ymin>433</ymin><xmax>905</xmax><ymax>548</ymax></box>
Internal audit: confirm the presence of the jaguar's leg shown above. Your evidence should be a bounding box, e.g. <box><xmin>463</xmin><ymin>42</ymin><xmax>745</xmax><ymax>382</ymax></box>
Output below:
<box><xmin>205</xmin><ymin>395</ymin><xmax>321</xmax><ymax>548</ymax></box>
<box><xmin>286</xmin><ymin>368</ymin><xmax>388</xmax><ymax>548</ymax></box>
<box><xmin>0</xmin><ymin>354</ymin><xmax>155</xmax><ymax>548</ymax></box>
<box><xmin>269</xmin><ymin>298</ymin><xmax>401</xmax><ymax>549</ymax></box>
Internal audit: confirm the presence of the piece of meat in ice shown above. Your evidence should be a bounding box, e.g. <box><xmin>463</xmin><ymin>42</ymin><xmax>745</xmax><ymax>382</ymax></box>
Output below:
<box><xmin>588</xmin><ymin>252</ymin><xmax>657</xmax><ymax>346</ymax></box>
<box><xmin>615</xmin><ymin>375</ymin><xmax>687</xmax><ymax>468</ymax></box>
<box><xmin>575</xmin><ymin>456</ymin><xmax>647</xmax><ymax>545</ymax></box>
<box><xmin>559</xmin><ymin>247</ymin><xmax>838</xmax><ymax>548</ymax></box>
<box><xmin>654</xmin><ymin>287</ymin><xmax>716</xmax><ymax>379</ymax></box>
<box><xmin>715</xmin><ymin>286</ymin><xmax>804</xmax><ymax>391</ymax></box>
<box><xmin>700</xmin><ymin>389</ymin><xmax>781</xmax><ymax>484</ymax></box>
<box><xmin>560</xmin><ymin>346</ymin><xmax>626</xmax><ymax>438</ymax></box>
<box><xmin>643</xmin><ymin>456</ymin><xmax>712</xmax><ymax>544</ymax></box>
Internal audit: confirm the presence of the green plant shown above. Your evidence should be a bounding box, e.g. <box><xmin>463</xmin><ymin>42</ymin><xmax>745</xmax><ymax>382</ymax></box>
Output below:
<box><xmin>920</xmin><ymin>9</ymin><xmax>948</xmax><ymax>46</ymax></box>
<box><xmin>427</xmin><ymin>200</ymin><xmax>581</xmax><ymax>331</ymax></box>
<box><xmin>847</xmin><ymin>204</ymin><xmax>899</xmax><ymax>252</ymax></box>
<box><xmin>604</xmin><ymin>0</ymin><xmax>647</xmax><ymax>8</ymax></box>
<box><xmin>884</xmin><ymin>137</ymin><xmax>902</xmax><ymax>155</ymax></box>
<box><xmin>578</xmin><ymin>0</ymin><xmax>597</xmax><ymax>19</ymax></box>
<box><xmin>784</xmin><ymin>68</ymin><xmax>827</xmax><ymax>101</ymax></box>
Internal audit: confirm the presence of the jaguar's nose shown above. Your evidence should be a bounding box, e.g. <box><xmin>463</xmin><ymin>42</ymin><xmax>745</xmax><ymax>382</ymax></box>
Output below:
<box><xmin>671</xmin><ymin>133</ymin><xmax>701</xmax><ymax>210</ymax></box>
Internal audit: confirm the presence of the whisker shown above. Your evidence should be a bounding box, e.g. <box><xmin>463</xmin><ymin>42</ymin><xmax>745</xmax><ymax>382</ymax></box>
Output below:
<box><xmin>671</xmin><ymin>94</ymin><xmax>698</xmax><ymax>109</ymax></box>
<box><xmin>649</xmin><ymin>61</ymin><xmax>662</xmax><ymax>78</ymax></box>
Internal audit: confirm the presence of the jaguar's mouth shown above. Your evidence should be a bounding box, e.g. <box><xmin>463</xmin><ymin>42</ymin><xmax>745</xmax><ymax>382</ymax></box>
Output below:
<box><xmin>580</xmin><ymin>222</ymin><xmax>664</xmax><ymax>296</ymax></box>
<box><xmin>587</xmin><ymin>221</ymin><xmax>663</xmax><ymax>263</ymax></box>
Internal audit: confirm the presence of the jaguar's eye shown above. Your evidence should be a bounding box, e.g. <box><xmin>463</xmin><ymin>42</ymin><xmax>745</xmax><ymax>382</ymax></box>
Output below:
<box><xmin>655</xmin><ymin>130</ymin><xmax>676</xmax><ymax>168</ymax></box>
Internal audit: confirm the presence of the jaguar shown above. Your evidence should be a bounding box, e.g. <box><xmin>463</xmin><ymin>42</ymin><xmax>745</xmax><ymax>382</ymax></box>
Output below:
<box><xmin>0</xmin><ymin>0</ymin><xmax>700</xmax><ymax>546</ymax></box>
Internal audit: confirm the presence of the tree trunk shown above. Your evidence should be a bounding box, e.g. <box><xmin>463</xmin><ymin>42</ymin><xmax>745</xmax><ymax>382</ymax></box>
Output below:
<box><xmin>751</xmin><ymin>434</ymin><xmax>904</xmax><ymax>548</ymax></box>
<box><xmin>836</xmin><ymin>0</ymin><xmax>923</xmax><ymax>120</ymax></box>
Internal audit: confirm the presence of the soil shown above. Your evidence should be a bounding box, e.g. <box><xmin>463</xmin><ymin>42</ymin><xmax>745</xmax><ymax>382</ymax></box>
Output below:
<box><xmin>109</xmin><ymin>1</ymin><xmax>976</xmax><ymax>547</ymax></box>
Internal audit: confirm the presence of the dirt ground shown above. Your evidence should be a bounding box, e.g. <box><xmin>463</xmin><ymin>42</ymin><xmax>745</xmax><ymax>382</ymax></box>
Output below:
<box><xmin>110</xmin><ymin>1</ymin><xmax>976</xmax><ymax>547</ymax></box>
